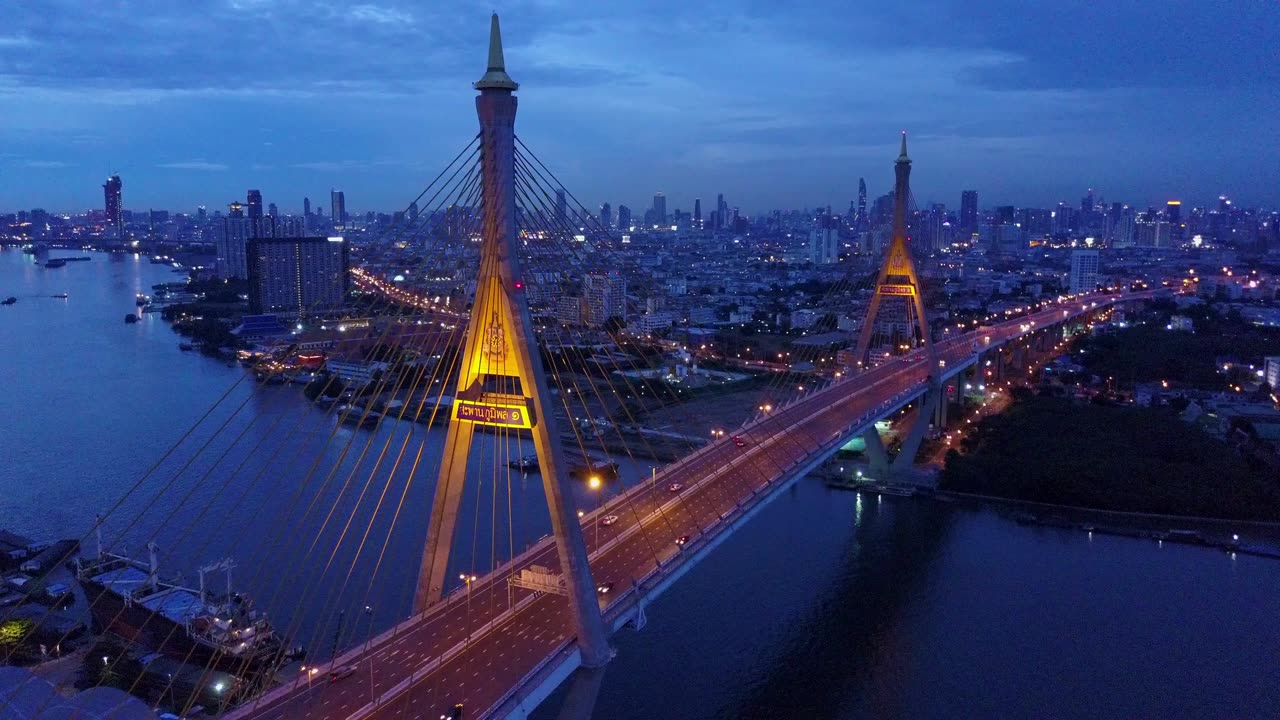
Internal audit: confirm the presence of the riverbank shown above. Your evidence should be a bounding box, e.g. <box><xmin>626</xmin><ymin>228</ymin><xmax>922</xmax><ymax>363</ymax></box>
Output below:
<box><xmin>939</xmin><ymin>393</ymin><xmax>1280</xmax><ymax>522</ymax></box>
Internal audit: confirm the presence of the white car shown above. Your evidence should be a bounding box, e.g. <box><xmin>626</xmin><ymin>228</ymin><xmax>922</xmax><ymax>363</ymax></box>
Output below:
<box><xmin>600</xmin><ymin>515</ymin><xmax>620</xmax><ymax>526</ymax></box>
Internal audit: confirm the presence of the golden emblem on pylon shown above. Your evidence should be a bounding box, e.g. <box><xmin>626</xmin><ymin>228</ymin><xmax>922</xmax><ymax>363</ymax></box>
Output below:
<box><xmin>483</xmin><ymin>312</ymin><xmax>506</xmax><ymax>360</ymax></box>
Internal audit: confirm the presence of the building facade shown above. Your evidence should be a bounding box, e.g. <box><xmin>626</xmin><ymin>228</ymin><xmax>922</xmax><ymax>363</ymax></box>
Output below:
<box><xmin>246</xmin><ymin>236</ymin><xmax>349</xmax><ymax>317</ymax></box>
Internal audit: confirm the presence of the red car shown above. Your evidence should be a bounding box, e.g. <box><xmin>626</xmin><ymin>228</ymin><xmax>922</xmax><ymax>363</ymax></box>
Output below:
<box><xmin>732</xmin><ymin>436</ymin><xmax>746</xmax><ymax>447</ymax></box>
<box><xmin>675</xmin><ymin>535</ymin><xmax>690</xmax><ymax>546</ymax></box>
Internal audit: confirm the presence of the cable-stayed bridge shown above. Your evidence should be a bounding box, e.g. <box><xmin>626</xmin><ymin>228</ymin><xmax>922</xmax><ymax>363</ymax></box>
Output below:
<box><xmin>1</xmin><ymin>14</ymin><xmax>1160</xmax><ymax>720</ymax></box>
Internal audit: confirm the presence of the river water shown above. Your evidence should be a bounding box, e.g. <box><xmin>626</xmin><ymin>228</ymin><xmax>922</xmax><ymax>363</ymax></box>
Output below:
<box><xmin>2</xmin><ymin>248</ymin><xmax>1277</xmax><ymax>719</ymax></box>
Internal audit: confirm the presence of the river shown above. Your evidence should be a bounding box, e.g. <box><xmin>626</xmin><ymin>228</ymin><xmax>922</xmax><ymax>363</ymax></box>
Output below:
<box><xmin>2</xmin><ymin>248</ymin><xmax>1277</xmax><ymax>719</ymax></box>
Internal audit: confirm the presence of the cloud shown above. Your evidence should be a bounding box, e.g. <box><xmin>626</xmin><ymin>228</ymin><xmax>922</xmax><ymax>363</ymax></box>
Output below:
<box><xmin>22</xmin><ymin>160</ymin><xmax>73</xmax><ymax>168</ymax></box>
<box><xmin>349</xmin><ymin>4</ymin><xmax>412</xmax><ymax>25</ymax></box>
<box><xmin>0</xmin><ymin>35</ymin><xmax>36</xmax><ymax>47</ymax></box>
<box><xmin>158</xmin><ymin>160</ymin><xmax>229</xmax><ymax>171</ymax></box>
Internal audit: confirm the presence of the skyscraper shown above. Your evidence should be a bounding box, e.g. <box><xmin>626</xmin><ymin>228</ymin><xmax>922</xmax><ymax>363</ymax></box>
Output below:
<box><xmin>330</xmin><ymin>189</ymin><xmax>346</xmax><ymax>230</ymax></box>
<box><xmin>809</xmin><ymin>208</ymin><xmax>839</xmax><ymax>264</ymax></box>
<box><xmin>303</xmin><ymin>197</ymin><xmax>311</xmax><ymax>218</ymax></box>
<box><xmin>217</xmin><ymin>199</ymin><xmax>304</xmax><ymax>280</ymax></box>
<box><xmin>247</xmin><ymin>189</ymin><xmax>263</xmax><ymax>219</ymax></box>
<box><xmin>960</xmin><ymin>190</ymin><xmax>978</xmax><ymax>232</ymax></box>
<box><xmin>716</xmin><ymin>194</ymin><xmax>726</xmax><ymax>230</ymax></box>
<box><xmin>267</xmin><ymin>202</ymin><xmax>278</xmax><ymax>219</ymax></box>
<box><xmin>246</xmin><ymin>236</ymin><xmax>349</xmax><ymax>317</ymax></box>
<box><xmin>1166</xmin><ymin>200</ymin><xmax>1183</xmax><ymax>243</ymax></box>
<box><xmin>1081</xmin><ymin>188</ymin><xmax>1095</xmax><ymax>213</ymax></box>
<box><xmin>103</xmin><ymin>175</ymin><xmax>123</xmax><ymax>232</ymax></box>
<box><xmin>652</xmin><ymin>192</ymin><xmax>667</xmax><ymax>225</ymax></box>
<box><xmin>555</xmin><ymin>189</ymin><xmax>568</xmax><ymax>227</ymax></box>
<box><xmin>1069</xmin><ymin>249</ymin><xmax>1100</xmax><ymax>294</ymax></box>
<box><xmin>599</xmin><ymin>202</ymin><xmax>612</xmax><ymax>229</ymax></box>
<box><xmin>856</xmin><ymin>178</ymin><xmax>868</xmax><ymax>233</ymax></box>
<box><xmin>617</xmin><ymin>205</ymin><xmax>632</xmax><ymax>231</ymax></box>
<box><xmin>693</xmin><ymin>198</ymin><xmax>701</xmax><ymax>226</ymax></box>
<box><xmin>584</xmin><ymin>271</ymin><xmax>626</xmax><ymax>328</ymax></box>
<box><xmin>409</xmin><ymin>201</ymin><xmax>419</xmax><ymax>223</ymax></box>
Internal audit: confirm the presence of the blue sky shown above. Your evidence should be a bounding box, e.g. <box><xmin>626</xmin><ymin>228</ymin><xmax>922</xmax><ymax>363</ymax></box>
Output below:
<box><xmin>2</xmin><ymin>0</ymin><xmax>1277</xmax><ymax>215</ymax></box>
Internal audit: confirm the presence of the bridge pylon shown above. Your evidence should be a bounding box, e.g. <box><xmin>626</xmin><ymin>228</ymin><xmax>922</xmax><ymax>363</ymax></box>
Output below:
<box><xmin>414</xmin><ymin>13</ymin><xmax>611</xmax><ymax>668</ymax></box>
<box><xmin>851</xmin><ymin>132</ymin><xmax>934</xmax><ymax>370</ymax></box>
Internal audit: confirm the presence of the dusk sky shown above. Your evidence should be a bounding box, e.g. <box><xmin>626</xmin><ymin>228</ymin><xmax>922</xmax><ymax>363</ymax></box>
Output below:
<box><xmin>3</xmin><ymin>1</ymin><xmax>1278</xmax><ymax>215</ymax></box>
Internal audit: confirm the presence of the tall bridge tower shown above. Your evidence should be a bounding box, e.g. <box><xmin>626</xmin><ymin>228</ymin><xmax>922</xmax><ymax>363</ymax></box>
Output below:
<box><xmin>852</xmin><ymin>133</ymin><xmax>933</xmax><ymax>369</ymax></box>
<box><xmin>415</xmin><ymin>14</ymin><xmax>612</xmax><ymax>668</ymax></box>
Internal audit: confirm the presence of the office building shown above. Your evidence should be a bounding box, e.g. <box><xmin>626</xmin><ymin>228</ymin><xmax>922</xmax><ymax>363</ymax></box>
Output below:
<box><xmin>331</xmin><ymin>189</ymin><xmax>346</xmax><ymax>231</ymax></box>
<box><xmin>217</xmin><ymin>201</ymin><xmax>306</xmax><ymax>280</ymax></box>
<box><xmin>247</xmin><ymin>189</ymin><xmax>263</xmax><ymax>219</ymax></box>
<box><xmin>599</xmin><ymin>202</ymin><xmax>612</xmax><ymax>229</ymax></box>
<box><xmin>246</xmin><ymin>236</ymin><xmax>349</xmax><ymax>316</ymax></box>
<box><xmin>1069</xmin><ymin>248</ymin><xmax>1099</xmax><ymax>294</ymax></box>
<box><xmin>809</xmin><ymin>208</ymin><xmax>839</xmax><ymax>264</ymax></box>
<box><xmin>693</xmin><ymin>198</ymin><xmax>701</xmax><ymax>227</ymax></box>
<box><xmin>652</xmin><ymin>192</ymin><xmax>667</xmax><ymax>225</ymax></box>
<box><xmin>617</xmin><ymin>205</ymin><xmax>632</xmax><ymax>231</ymax></box>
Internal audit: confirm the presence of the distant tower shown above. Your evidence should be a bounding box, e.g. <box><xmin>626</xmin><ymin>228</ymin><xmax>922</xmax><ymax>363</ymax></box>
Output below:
<box><xmin>330</xmin><ymin>189</ymin><xmax>346</xmax><ymax>231</ymax></box>
<box><xmin>856</xmin><ymin>178</ymin><xmax>868</xmax><ymax>233</ymax></box>
<box><xmin>599</xmin><ymin>202</ymin><xmax>612</xmax><ymax>229</ymax></box>
<box><xmin>555</xmin><ymin>189</ymin><xmax>568</xmax><ymax>228</ymax></box>
<box><xmin>103</xmin><ymin>175</ymin><xmax>123</xmax><ymax>232</ymax></box>
<box><xmin>653</xmin><ymin>192</ymin><xmax>667</xmax><ymax>225</ymax></box>
<box><xmin>617</xmin><ymin>204</ymin><xmax>632</xmax><ymax>230</ymax></box>
<box><xmin>247</xmin><ymin>189</ymin><xmax>263</xmax><ymax>219</ymax></box>
<box><xmin>409</xmin><ymin>200</ymin><xmax>420</xmax><ymax>222</ymax></box>
<box><xmin>960</xmin><ymin>190</ymin><xmax>978</xmax><ymax>233</ymax></box>
<box><xmin>693</xmin><ymin>198</ymin><xmax>702</xmax><ymax>226</ymax></box>
<box><xmin>303</xmin><ymin>197</ymin><xmax>311</xmax><ymax>218</ymax></box>
<box><xmin>267</xmin><ymin>202</ymin><xmax>278</xmax><ymax>220</ymax></box>
<box><xmin>851</xmin><ymin>133</ymin><xmax>933</xmax><ymax>369</ymax></box>
<box><xmin>415</xmin><ymin>13</ymin><xmax>610</xmax><ymax>669</ymax></box>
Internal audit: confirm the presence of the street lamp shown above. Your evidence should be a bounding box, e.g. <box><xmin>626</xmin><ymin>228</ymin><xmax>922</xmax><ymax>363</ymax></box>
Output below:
<box><xmin>459</xmin><ymin>574</ymin><xmax>477</xmax><ymax>644</ymax></box>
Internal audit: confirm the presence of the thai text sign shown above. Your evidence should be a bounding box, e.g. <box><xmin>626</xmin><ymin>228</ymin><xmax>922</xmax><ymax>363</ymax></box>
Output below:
<box><xmin>879</xmin><ymin>284</ymin><xmax>916</xmax><ymax>296</ymax></box>
<box><xmin>454</xmin><ymin>400</ymin><xmax>532</xmax><ymax>428</ymax></box>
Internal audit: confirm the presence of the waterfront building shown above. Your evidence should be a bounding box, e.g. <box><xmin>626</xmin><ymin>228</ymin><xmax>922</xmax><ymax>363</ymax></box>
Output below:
<box><xmin>246</xmin><ymin>235</ymin><xmax>349</xmax><ymax>316</ymax></box>
<box><xmin>331</xmin><ymin>189</ymin><xmax>346</xmax><ymax>231</ymax></box>
<box><xmin>103</xmin><ymin>174</ymin><xmax>123</xmax><ymax>234</ymax></box>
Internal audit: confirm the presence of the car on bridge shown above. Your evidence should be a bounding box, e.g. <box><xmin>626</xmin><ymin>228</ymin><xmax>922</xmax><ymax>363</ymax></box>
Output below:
<box><xmin>675</xmin><ymin>535</ymin><xmax>690</xmax><ymax>546</ymax></box>
<box><xmin>439</xmin><ymin>704</ymin><xmax>464</xmax><ymax>720</ymax></box>
<box><xmin>732</xmin><ymin>435</ymin><xmax>747</xmax><ymax>447</ymax></box>
<box><xmin>329</xmin><ymin>664</ymin><xmax>358</xmax><ymax>682</ymax></box>
<box><xmin>596</xmin><ymin>581</ymin><xmax>614</xmax><ymax>594</ymax></box>
<box><xmin>667</xmin><ymin>482</ymin><xmax>684</xmax><ymax>493</ymax></box>
<box><xmin>600</xmin><ymin>514</ymin><xmax>619</xmax><ymax>526</ymax></box>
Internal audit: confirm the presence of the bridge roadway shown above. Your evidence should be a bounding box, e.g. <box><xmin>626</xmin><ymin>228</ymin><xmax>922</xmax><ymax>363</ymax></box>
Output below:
<box><xmin>229</xmin><ymin>291</ymin><xmax>1146</xmax><ymax>720</ymax></box>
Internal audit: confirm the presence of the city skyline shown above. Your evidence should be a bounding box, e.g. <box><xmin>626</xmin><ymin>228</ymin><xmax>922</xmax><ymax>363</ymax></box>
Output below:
<box><xmin>2</xmin><ymin>2</ymin><xmax>1278</xmax><ymax>214</ymax></box>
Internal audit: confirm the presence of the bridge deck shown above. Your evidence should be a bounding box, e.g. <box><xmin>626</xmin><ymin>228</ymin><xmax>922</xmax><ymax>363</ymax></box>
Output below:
<box><xmin>228</xmin><ymin>292</ymin><xmax>1145</xmax><ymax>720</ymax></box>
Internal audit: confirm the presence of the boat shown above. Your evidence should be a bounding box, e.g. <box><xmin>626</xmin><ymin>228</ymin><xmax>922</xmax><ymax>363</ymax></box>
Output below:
<box><xmin>1</xmin><ymin>297</ymin><xmax>15</xmax><ymax>306</ymax></box>
<box><xmin>51</xmin><ymin>293</ymin><xmax>68</xmax><ymax>299</ymax></box>
<box><xmin>509</xmin><ymin>455</ymin><xmax>540</xmax><ymax>472</ymax></box>
<box><xmin>124</xmin><ymin>313</ymin><xmax>139</xmax><ymax>324</ymax></box>
<box><xmin>75</xmin><ymin>537</ymin><xmax>299</xmax><ymax>677</ymax></box>
<box><xmin>44</xmin><ymin>259</ymin><xmax>67</xmax><ymax>268</ymax></box>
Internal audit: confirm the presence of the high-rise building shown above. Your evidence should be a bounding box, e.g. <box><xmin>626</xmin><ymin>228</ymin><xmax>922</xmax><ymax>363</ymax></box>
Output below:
<box><xmin>303</xmin><ymin>197</ymin><xmax>311</xmax><ymax>218</ymax></box>
<box><xmin>856</xmin><ymin>178</ymin><xmax>868</xmax><ymax>233</ymax></box>
<box><xmin>1081</xmin><ymin>188</ymin><xmax>1095</xmax><ymax>213</ymax></box>
<box><xmin>409</xmin><ymin>201</ymin><xmax>419</xmax><ymax>223</ymax></box>
<box><xmin>809</xmin><ymin>208</ymin><xmax>839</xmax><ymax>264</ymax></box>
<box><xmin>1166</xmin><ymin>200</ymin><xmax>1184</xmax><ymax>243</ymax></box>
<box><xmin>716</xmin><ymin>194</ymin><xmax>726</xmax><ymax>230</ymax></box>
<box><xmin>959</xmin><ymin>190</ymin><xmax>977</xmax><ymax>232</ymax></box>
<box><xmin>584</xmin><ymin>271</ymin><xmax>626</xmax><ymax>328</ymax></box>
<box><xmin>652</xmin><ymin>192</ymin><xmax>667</xmax><ymax>225</ymax></box>
<box><xmin>1069</xmin><ymin>249</ymin><xmax>1099</xmax><ymax>294</ymax></box>
<box><xmin>267</xmin><ymin>202</ymin><xmax>278</xmax><ymax>219</ymax></box>
<box><xmin>246</xmin><ymin>236</ymin><xmax>349</xmax><ymax>317</ymax></box>
<box><xmin>599</xmin><ymin>202</ymin><xmax>612</xmax><ymax>229</ymax></box>
<box><xmin>617</xmin><ymin>205</ymin><xmax>632</xmax><ymax>231</ymax></box>
<box><xmin>555</xmin><ymin>189</ymin><xmax>568</xmax><ymax>228</ymax></box>
<box><xmin>247</xmin><ymin>189</ymin><xmax>263</xmax><ymax>219</ymax></box>
<box><xmin>103</xmin><ymin>175</ymin><xmax>123</xmax><ymax>233</ymax></box>
<box><xmin>217</xmin><ymin>200</ymin><xmax>305</xmax><ymax>280</ymax></box>
<box><xmin>693</xmin><ymin>198</ymin><xmax>701</xmax><ymax>227</ymax></box>
<box><xmin>331</xmin><ymin>189</ymin><xmax>346</xmax><ymax>230</ymax></box>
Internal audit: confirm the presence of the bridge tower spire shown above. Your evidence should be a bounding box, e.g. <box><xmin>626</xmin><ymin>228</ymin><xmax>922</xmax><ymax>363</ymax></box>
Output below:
<box><xmin>415</xmin><ymin>13</ymin><xmax>612</xmax><ymax>668</ymax></box>
<box><xmin>851</xmin><ymin>132</ymin><xmax>934</xmax><ymax>369</ymax></box>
